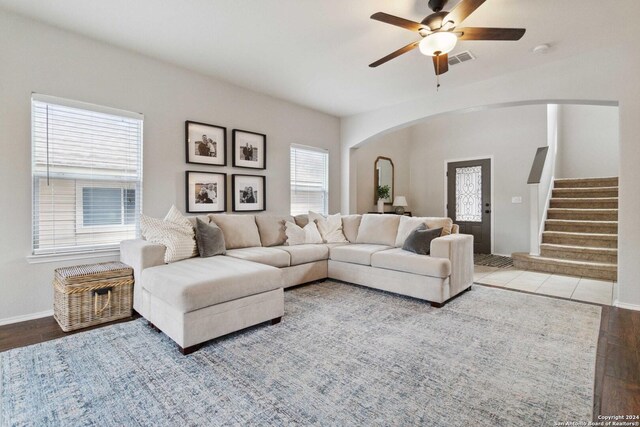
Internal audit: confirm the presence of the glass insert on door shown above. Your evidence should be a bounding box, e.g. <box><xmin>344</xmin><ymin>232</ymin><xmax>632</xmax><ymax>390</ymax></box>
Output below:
<box><xmin>455</xmin><ymin>166</ymin><xmax>482</xmax><ymax>222</ymax></box>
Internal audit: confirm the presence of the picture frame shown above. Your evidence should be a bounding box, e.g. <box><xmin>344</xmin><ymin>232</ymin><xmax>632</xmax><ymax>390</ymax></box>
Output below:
<box><xmin>185</xmin><ymin>171</ymin><xmax>227</xmax><ymax>213</ymax></box>
<box><xmin>232</xmin><ymin>174</ymin><xmax>266</xmax><ymax>212</ymax></box>
<box><xmin>185</xmin><ymin>121</ymin><xmax>227</xmax><ymax>166</ymax></box>
<box><xmin>232</xmin><ymin>129</ymin><xmax>266</xmax><ymax>169</ymax></box>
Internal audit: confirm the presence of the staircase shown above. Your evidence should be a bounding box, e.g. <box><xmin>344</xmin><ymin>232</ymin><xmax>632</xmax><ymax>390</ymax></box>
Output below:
<box><xmin>513</xmin><ymin>177</ymin><xmax>618</xmax><ymax>281</ymax></box>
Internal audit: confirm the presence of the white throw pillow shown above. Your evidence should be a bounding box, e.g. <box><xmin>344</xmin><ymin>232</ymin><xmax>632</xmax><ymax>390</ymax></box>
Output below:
<box><xmin>309</xmin><ymin>211</ymin><xmax>348</xmax><ymax>243</ymax></box>
<box><xmin>141</xmin><ymin>206</ymin><xmax>198</xmax><ymax>263</ymax></box>
<box><xmin>284</xmin><ymin>221</ymin><xmax>323</xmax><ymax>246</ymax></box>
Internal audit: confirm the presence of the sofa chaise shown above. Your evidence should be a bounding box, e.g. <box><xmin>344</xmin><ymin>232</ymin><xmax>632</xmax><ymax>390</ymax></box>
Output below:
<box><xmin>120</xmin><ymin>213</ymin><xmax>474</xmax><ymax>354</ymax></box>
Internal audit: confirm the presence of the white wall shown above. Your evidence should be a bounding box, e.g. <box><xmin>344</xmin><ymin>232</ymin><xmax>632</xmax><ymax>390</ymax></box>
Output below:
<box><xmin>0</xmin><ymin>10</ymin><xmax>340</xmax><ymax>322</ymax></box>
<box><xmin>353</xmin><ymin>128</ymin><xmax>412</xmax><ymax>214</ymax></box>
<box><xmin>409</xmin><ymin>105</ymin><xmax>547</xmax><ymax>256</ymax></box>
<box><xmin>556</xmin><ymin>105</ymin><xmax>619</xmax><ymax>179</ymax></box>
<box><xmin>340</xmin><ymin>39</ymin><xmax>640</xmax><ymax>309</ymax></box>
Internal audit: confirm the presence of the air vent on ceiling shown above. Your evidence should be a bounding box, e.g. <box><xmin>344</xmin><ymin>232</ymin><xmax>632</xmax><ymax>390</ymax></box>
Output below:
<box><xmin>448</xmin><ymin>50</ymin><xmax>476</xmax><ymax>66</ymax></box>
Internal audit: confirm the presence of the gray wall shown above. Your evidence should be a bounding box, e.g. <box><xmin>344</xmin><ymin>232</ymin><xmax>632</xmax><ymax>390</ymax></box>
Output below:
<box><xmin>0</xmin><ymin>10</ymin><xmax>340</xmax><ymax>322</ymax></box>
<box><xmin>409</xmin><ymin>105</ymin><xmax>547</xmax><ymax>256</ymax></box>
<box><xmin>556</xmin><ymin>104</ymin><xmax>619</xmax><ymax>179</ymax></box>
<box><xmin>353</xmin><ymin>128</ymin><xmax>412</xmax><ymax>214</ymax></box>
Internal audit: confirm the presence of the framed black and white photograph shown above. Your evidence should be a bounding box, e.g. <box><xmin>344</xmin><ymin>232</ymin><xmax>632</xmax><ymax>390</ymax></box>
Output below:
<box><xmin>186</xmin><ymin>171</ymin><xmax>227</xmax><ymax>213</ymax></box>
<box><xmin>232</xmin><ymin>174</ymin><xmax>265</xmax><ymax>212</ymax></box>
<box><xmin>185</xmin><ymin>121</ymin><xmax>227</xmax><ymax>166</ymax></box>
<box><xmin>232</xmin><ymin>129</ymin><xmax>266</xmax><ymax>169</ymax></box>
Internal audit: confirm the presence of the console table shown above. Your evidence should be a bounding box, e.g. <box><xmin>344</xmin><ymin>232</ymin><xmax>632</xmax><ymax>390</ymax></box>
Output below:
<box><xmin>367</xmin><ymin>211</ymin><xmax>412</xmax><ymax>217</ymax></box>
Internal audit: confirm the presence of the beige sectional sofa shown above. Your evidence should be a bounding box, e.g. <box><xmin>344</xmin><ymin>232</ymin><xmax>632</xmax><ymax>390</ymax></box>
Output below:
<box><xmin>120</xmin><ymin>213</ymin><xmax>473</xmax><ymax>354</ymax></box>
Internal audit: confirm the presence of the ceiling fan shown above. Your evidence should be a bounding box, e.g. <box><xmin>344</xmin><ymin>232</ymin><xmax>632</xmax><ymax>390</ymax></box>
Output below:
<box><xmin>369</xmin><ymin>0</ymin><xmax>526</xmax><ymax>87</ymax></box>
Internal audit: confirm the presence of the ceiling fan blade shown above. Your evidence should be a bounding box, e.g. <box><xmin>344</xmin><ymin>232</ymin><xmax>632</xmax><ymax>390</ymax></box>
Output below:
<box><xmin>369</xmin><ymin>40</ymin><xmax>421</xmax><ymax>68</ymax></box>
<box><xmin>370</xmin><ymin>12</ymin><xmax>425</xmax><ymax>32</ymax></box>
<box><xmin>433</xmin><ymin>54</ymin><xmax>449</xmax><ymax>75</ymax></box>
<box><xmin>457</xmin><ymin>27</ymin><xmax>526</xmax><ymax>40</ymax></box>
<box><xmin>443</xmin><ymin>0</ymin><xmax>486</xmax><ymax>26</ymax></box>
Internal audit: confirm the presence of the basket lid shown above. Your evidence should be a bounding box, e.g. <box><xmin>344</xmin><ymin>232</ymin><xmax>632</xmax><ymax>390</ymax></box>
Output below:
<box><xmin>55</xmin><ymin>261</ymin><xmax>132</xmax><ymax>282</ymax></box>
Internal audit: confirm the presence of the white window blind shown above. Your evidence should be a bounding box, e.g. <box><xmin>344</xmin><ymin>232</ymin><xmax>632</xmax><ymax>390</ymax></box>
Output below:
<box><xmin>31</xmin><ymin>94</ymin><xmax>143</xmax><ymax>255</ymax></box>
<box><xmin>290</xmin><ymin>145</ymin><xmax>329</xmax><ymax>216</ymax></box>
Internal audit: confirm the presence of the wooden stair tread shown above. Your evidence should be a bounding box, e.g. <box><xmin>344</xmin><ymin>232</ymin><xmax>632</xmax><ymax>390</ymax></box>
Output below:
<box><xmin>545</xmin><ymin>219</ymin><xmax>618</xmax><ymax>225</ymax></box>
<box><xmin>547</xmin><ymin>208</ymin><xmax>618</xmax><ymax>213</ymax></box>
<box><xmin>539</xmin><ymin>243</ymin><xmax>618</xmax><ymax>253</ymax></box>
<box><xmin>543</xmin><ymin>231</ymin><xmax>617</xmax><ymax>238</ymax></box>
<box><xmin>512</xmin><ymin>253</ymin><xmax>617</xmax><ymax>269</ymax></box>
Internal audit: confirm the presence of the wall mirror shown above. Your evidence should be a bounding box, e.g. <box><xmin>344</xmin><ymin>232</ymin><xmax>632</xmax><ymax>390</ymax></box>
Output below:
<box><xmin>374</xmin><ymin>156</ymin><xmax>394</xmax><ymax>204</ymax></box>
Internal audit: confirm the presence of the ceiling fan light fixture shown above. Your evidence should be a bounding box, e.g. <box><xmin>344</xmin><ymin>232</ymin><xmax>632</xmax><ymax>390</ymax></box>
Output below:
<box><xmin>419</xmin><ymin>31</ymin><xmax>458</xmax><ymax>56</ymax></box>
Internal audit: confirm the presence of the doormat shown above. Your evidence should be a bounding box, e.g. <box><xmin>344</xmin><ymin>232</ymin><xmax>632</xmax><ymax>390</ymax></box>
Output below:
<box><xmin>474</xmin><ymin>253</ymin><xmax>514</xmax><ymax>268</ymax></box>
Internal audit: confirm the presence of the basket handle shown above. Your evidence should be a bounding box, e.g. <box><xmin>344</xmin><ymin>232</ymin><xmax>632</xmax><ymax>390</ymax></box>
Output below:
<box><xmin>93</xmin><ymin>288</ymin><xmax>112</xmax><ymax>316</ymax></box>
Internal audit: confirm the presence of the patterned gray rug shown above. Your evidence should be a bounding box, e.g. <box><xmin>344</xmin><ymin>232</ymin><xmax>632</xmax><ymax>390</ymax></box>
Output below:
<box><xmin>1</xmin><ymin>282</ymin><xmax>600</xmax><ymax>426</ymax></box>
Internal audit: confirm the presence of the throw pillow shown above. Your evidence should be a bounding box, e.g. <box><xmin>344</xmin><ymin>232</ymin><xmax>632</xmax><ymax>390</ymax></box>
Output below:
<box><xmin>284</xmin><ymin>220</ymin><xmax>323</xmax><ymax>246</ymax></box>
<box><xmin>309</xmin><ymin>211</ymin><xmax>348</xmax><ymax>243</ymax></box>
<box><xmin>195</xmin><ymin>218</ymin><xmax>226</xmax><ymax>257</ymax></box>
<box><xmin>141</xmin><ymin>206</ymin><xmax>198</xmax><ymax>263</ymax></box>
<box><xmin>423</xmin><ymin>217</ymin><xmax>454</xmax><ymax>236</ymax></box>
<box><xmin>402</xmin><ymin>225</ymin><xmax>443</xmax><ymax>255</ymax></box>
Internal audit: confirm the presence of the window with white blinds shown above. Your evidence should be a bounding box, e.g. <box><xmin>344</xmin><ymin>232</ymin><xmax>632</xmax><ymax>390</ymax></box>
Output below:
<box><xmin>31</xmin><ymin>94</ymin><xmax>143</xmax><ymax>255</ymax></box>
<box><xmin>290</xmin><ymin>145</ymin><xmax>329</xmax><ymax>216</ymax></box>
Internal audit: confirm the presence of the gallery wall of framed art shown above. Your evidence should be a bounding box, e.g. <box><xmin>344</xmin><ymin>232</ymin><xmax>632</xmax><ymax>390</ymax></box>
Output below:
<box><xmin>184</xmin><ymin>121</ymin><xmax>267</xmax><ymax>213</ymax></box>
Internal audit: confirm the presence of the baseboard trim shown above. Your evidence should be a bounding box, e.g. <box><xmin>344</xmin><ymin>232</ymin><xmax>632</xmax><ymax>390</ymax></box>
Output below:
<box><xmin>614</xmin><ymin>301</ymin><xmax>640</xmax><ymax>312</ymax></box>
<box><xmin>0</xmin><ymin>310</ymin><xmax>54</xmax><ymax>326</ymax></box>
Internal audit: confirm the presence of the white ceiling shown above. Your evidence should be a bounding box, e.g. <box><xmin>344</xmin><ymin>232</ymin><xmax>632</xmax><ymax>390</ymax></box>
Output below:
<box><xmin>0</xmin><ymin>0</ymin><xmax>633</xmax><ymax>117</ymax></box>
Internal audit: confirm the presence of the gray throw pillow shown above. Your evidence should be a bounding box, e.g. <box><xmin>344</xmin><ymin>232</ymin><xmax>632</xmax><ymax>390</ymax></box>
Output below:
<box><xmin>195</xmin><ymin>217</ymin><xmax>226</xmax><ymax>257</ymax></box>
<box><xmin>402</xmin><ymin>225</ymin><xmax>443</xmax><ymax>255</ymax></box>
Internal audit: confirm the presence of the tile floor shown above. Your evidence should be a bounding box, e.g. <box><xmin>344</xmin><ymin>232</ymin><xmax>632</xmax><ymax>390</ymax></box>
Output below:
<box><xmin>474</xmin><ymin>265</ymin><xmax>614</xmax><ymax>305</ymax></box>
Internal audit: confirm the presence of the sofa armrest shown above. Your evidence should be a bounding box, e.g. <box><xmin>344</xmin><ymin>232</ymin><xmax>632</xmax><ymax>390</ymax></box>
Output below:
<box><xmin>120</xmin><ymin>239</ymin><xmax>166</xmax><ymax>312</ymax></box>
<box><xmin>430</xmin><ymin>234</ymin><xmax>474</xmax><ymax>297</ymax></box>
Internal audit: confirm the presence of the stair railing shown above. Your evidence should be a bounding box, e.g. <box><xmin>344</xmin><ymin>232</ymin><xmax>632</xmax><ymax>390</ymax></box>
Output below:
<box><xmin>528</xmin><ymin>146</ymin><xmax>550</xmax><ymax>256</ymax></box>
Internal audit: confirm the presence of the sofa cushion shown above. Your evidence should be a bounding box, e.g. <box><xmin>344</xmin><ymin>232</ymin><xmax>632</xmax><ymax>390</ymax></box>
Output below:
<box><xmin>209</xmin><ymin>214</ymin><xmax>262</xmax><ymax>249</ymax></box>
<box><xmin>273</xmin><ymin>244</ymin><xmax>329</xmax><ymax>266</ymax></box>
<box><xmin>284</xmin><ymin>221</ymin><xmax>323</xmax><ymax>245</ymax></box>
<box><xmin>141</xmin><ymin>256</ymin><xmax>282</xmax><ymax>313</ymax></box>
<box><xmin>309</xmin><ymin>211</ymin><xmax>348</xmax><ymax>243</ymax></box>
<box><xmin>255</xmin><ymin>214</ymin><xmax>293</xmax><ymax>247</ymax></box>
<box><xmin>423</xmin><ymin>217</ymin><xmax>454</xmax><ymax>236</ymax></box>
<box><xmin>329</xmin><ymin>244</ymin><xmax>392</xmax><ymax>266</ymax></box>
<box><xmin>403</xmin><ymin>225</ymin><xmax>443</xmax><ymax>255</ymax></box>
<box><xmin>395</xmin><ymin>216</ymin><xmax>455</xmax><ymax>247</ymax></box>
<box><xmin>355</xmin><ymin>214</ymin><xmax>400</xmax><ymax>246</ymax></box>
<box><xmin>186</xmin><ymin>215</ymin><xmax>210</xmax><ymax>229</ymax></box>
<box><xmin>195</xmin><ymin>218</ymin><xmax>226</xmax><ymax>257</ymax></box>
<box><xmin>341</xmin><ymin>215</ymin><xmax>362</xmax><ymax>243</ymax></box>
<box><xmin>371</xmin><ymin>248</ymin><xmax>451</xmax><ymax>278</ymax></box>
<box><xmin>225</xmin><ymin>247</ymin><xmax>290</xmax><ymax>268</ymax></box>
<box><xmin>395</xmin><ymin>216</ymin><xmax>426</xmax><ymax>247</ymax></box>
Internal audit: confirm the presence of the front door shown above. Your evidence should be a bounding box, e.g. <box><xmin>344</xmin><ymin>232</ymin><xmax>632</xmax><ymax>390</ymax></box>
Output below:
<box><xmin>447</xmin><ymin>159</ymin><xmax>491</xmax><ymax>254</ymax></box>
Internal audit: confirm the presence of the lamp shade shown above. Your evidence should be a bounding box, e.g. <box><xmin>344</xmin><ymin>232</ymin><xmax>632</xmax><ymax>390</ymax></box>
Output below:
<box><xmin>393</xmin><ymin>196</ymin><xmax>408</xmax><ymax>207</ymax></box>
<box><xmin>418</xmin><ymin>31</ymin><xmax>458</xmax><ymax>56</ymax></box>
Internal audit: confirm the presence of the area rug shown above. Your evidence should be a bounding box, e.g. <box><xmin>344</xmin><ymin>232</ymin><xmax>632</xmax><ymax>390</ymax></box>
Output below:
<box><xmin>1</xmin><ymin>282</ymin><xmax>600</xmax><ymax>426</ymax></box>
<box><xmin>474</xmin><ymin>253</ymin><xmax>514</xmax><ymax>268</ymax></box>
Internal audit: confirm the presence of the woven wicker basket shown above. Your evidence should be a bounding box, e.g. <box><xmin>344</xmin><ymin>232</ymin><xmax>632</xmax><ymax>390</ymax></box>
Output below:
<box><xmin>53</xmin><ymin>261</ymin><xmax>134</xmax><ymax>332</ymax></box>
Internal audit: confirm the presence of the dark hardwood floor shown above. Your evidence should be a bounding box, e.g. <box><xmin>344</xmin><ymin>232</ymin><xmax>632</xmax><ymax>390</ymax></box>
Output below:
<box><xmin>1</xmin><ymin>304</ymin><xmax>638</xmax><ymax>419</ymax></box>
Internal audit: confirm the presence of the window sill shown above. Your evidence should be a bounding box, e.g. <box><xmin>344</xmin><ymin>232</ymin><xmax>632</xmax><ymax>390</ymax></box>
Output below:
<box><xmin>26</xmin><ymin>249</ymin><xmax>121</xmax><ymax>264</ymax></box>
